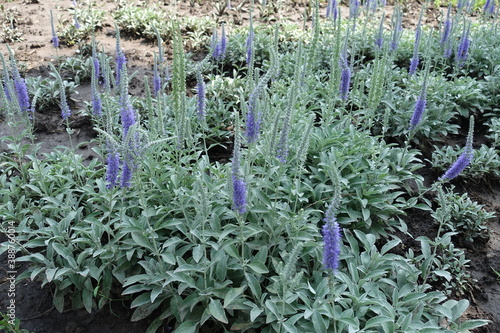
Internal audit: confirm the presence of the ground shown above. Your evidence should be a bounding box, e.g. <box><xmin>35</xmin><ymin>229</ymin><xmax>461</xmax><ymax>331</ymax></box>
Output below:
<box><xmin>0</xmin><ymin>0</ymin><xmax>500</xmax><ymax>332</ymax></box>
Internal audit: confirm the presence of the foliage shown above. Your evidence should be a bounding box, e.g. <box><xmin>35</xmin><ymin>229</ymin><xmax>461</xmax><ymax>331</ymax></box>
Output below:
<box><xmin>58</xmin><ymin>6</ymin><xmax>105</xmax><ymax>46</ymax></box>
<box><xmin>1</xmin><ymin>2</ymin><xmax>498</xmax><ymax>332</ymax></box>
<box><xmin>25</xmin><ymin>73</ymin><xmax>78</xmax><ymax>112</ymax></box>
<box><xmin>432</xmin><ymin>144</ymin><xmax>500</xmax><ymax>179</ymax></box>
<box><xmin>433</xmin><ymin>185</ymin><xmax>495</xmax><ymax>242</ymax></box>
<box><xmin>0</xmin><ymin>313</ymin><xmax>34</xmax><ymax>333</ymax></box>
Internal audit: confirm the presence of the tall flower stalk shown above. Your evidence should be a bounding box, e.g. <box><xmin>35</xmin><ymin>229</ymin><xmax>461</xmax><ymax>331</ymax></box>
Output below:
<box><xmin>339</xmin><ymin>51</ymin><xmax>351</xmax><ymax>101</ymax></box>
<box><xmin>195</xmin><ymin>67</ymin><xmax>206</xmax><ymax>120</ymax></box>
<box><xmin>322</xmin><ymin>202</ymin><xmax>342</xmax><ymax>273</ymax></box>
<box><xmin>389</xmin><ymin>6</ymin><xmax>403</xmax><ymax>51</ymax></box>
<box><xmin>374</xmin><ymin>14</ymin><xmax>384</xmax><ymax>50</ymax></box>
<box><xmin>50</xmin><ymin>10</ymin><xmax>59</xmax><ymax>48</ymax></box>
<box><xmin>440</xmin><ymin>116</ymin><xmax>475</xmax><ymax>180</ymax></box>
<box><xmin>456</xmin><ymin>20</ymin><xmax>471</xmax><ymax>67</ymax></box>
<box><xmin>409</xmin><ymin>8</ymin><xmax>424</xmax><ymax>76</ymax></box>
<box><xmin>441</xmin><ymin>6</ymin><xmax>453</xmax><ymax>58</ymax></box>
<box><xmin>409</xmin><ymin>76</ymin><xmax>427</xmax><ymax>130</ymax></box>
<box><xmin>115</xmin><ymin>27</ymin><xmax>126</xmax><ymax>88</ymax></box>
<box><xmin>11</xmin><ymin>58</ymin><xmax>30</xmax><ymax>114</ymax></box>
<box><xmin>153</xmin><ymin>53</ymin><xmax>162</xmax><ymax>97</ymax></box>
<box><xmin>231</xmin><ymin>114</ymin><xmax>247</xmax><ymax>214</ymax></box>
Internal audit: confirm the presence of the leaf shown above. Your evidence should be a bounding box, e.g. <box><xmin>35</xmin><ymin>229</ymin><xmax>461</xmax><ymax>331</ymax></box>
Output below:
<box><xmin>146</xmin><ymin>317</ymin><xmax>164</xmax><ymax>333</ymax></box>
<box><xmin>433</xmin><ymin>270</ymin><xmax>452</xmax><ymax>281</ymax></box>
<box><xmin>250</xmin><ymin>307</ymin><xmax>263</xmax><ymax>322</ymax></box>
<box><xmin>131</xmin><ymin>301</ymin><xmax>162</xmax><ymax>322</ymax></box>
<box><xmin>173</xmin><ymin>320</ymin><xmax>198</xmax><ymax>333</ymax></box>
<box><xmin>247</xmin><ymin>261</ymin><xmax>269</xmax><ymax>275</ymax></box>
<box><xmin>458</xmin><ymin>319</ymin><xmax>490</xmax><ymax>331</ymax></box>
<box><xmin>82</xmin><ymin>286</ymin><xmax>93</xmax><ymax>313</ymax></box>
<box><xmin>52</xmin><ymin>243</ymin><xmax>77</xmax><ymax>268</ymax></box>
<box><xmin>364</xmin><ymin>316</ymin><xmax>393</xmax><ymax>329</ymax></box>
<box><xmin>451</xmin><ymin>299</ymin><xmax>469</xmax><ymax>321</ymax></box>
<box><xmin>311</xmin><ymin>310</ymin><xmax>327</xmax><ymax>332</ymax></box>
<box><xmin>245</xmin><ymin>272</ymin><xmax>262</xmax><ymax>298</ymax></box>
<box><xmin>209</xmin><ymin>298</ymin><xmax>228</xmax><ymax>324</ymax></box>
<box><xmin>192</xmin><ymin>244</ymin><xmax>204</xmax><ymax>263</ymax></box>
<box><xmin>131</xmin><ymin>232</ymin><xmax>154</xmax><ymax>251</ymax></box>
<box><xmin>46</xmin><ymin>268</ymin><xmax>58</xmax><ymax>282</ymax></box>
<box><xmin>224</xmin><ymin>286</ymin><xmax>246</xmax><ymax>308</ymax></box>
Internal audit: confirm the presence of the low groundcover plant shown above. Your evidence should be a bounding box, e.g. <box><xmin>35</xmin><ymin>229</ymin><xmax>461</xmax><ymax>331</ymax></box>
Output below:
<box><xmin>0</xmin><ymin>0</ymin><xmax>498</xmax><ymax>332</ymax></box>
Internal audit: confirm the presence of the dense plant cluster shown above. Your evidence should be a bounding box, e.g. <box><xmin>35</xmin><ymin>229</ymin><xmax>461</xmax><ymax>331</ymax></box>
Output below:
<box><xmin>1</xmin><ymin>0</ymin><xmax>499</xmax><ymax>332</ymax></box>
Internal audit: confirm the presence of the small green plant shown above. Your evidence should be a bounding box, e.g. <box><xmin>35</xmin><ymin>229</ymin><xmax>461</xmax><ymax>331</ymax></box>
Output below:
<box><xmin>433</xmin><ymin>185</ymin><xmax>495</xmax><ymax>242</ymax></box>
<box><xmin>0</xmin><ymin>313</ymin><xmax>34</xmax><ymax>333</ymax></box>
<box><xmin>25</xmin><ymin>73</ymin><xmax>78</xmax><ymax>112</ymax></box>
<box><xmin>486</xmin><ymin>118</ymin><xmax>500</xmax><ymax>148</ymax></box>
<box><xmin>415</xmin><ymin>233</ymin><xmax>476</xmax><ymax>297</ymax></box>
<box><xmin>432</xmin><ymin>144</ymin><xmax>500</xmax><ymax>180</ymax></box>
<box><xmin>0</xmin><ymin>5</ymin><xmax>23</xmax><ymax>43</ymax></box>
<box><xmin>58</xmin><ymin>6</ymin><xmax>105</xmax><ymax>46</ymax></box>
<box><xmin>59</xmin><ymin>56</ymin><xmax>93</xmax><ymax>84</ymax></box>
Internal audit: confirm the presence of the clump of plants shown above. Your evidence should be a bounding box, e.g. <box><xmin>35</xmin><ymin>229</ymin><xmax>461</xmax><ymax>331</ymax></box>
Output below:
<box><xmin>1</xmin><ymin>0</ymin><xmax>498</xmax><ymax>332</ymax></box>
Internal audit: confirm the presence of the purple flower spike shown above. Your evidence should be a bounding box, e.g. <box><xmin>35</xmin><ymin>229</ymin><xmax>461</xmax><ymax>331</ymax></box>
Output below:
<box><xmin>120</xmin><ymin>161</ymin><xmax>133</xmax><ymax>188</ymax></box>
<box><xmin>409</xmin><ymin>88</ymin><xmax>426</xmax><ymax>129</ymax></box>
<box><xmin>441</xmin><ymin>6</ymin><xmax>452</xmax><ymax>46</ymax></box>
<box><xmin>456</xmin><ymin>23</ymin><xmax>471</xmax><ymax>67</ymax></box>
<box><xmin>91</xmin><ymin>91</ymin><xmax>102</xmax><ymax>116</ymax></box>
<box><xmin>231</xmin><ymin>133</ymin><xmax>247</xmax><ymax>214</ymax></box>
<box><xmin>106</xmin><ymin>142</ymin><xmax>120</xmax><ymax>189</ymax></box>
<box><xmin>153</xmin><ymin>55</ymin><xmax>161</xmax><ymax>96</ymax></box>
<box><xmin>196</xmin><ymin>71</ymin><xmax>206</xmax><ymax>119</ymax></box>
<box><xmin>12</xmin><ymin>64</ymin><xmax>30</xmax><ymax>113</ymax></box>
<box><xmin>322</xmin><ymin>204</ymin><xmax>342</xmax><ymax>272</ymax></box>
<box><xmin>245</xmin><ymin>24</ymin><xmax>254</xmax><ymax>65</ymax></box>
<box><xmin>120</xmin><ymin>102</ymin><xmax>136</xmax><ymax>138</ymax></box>
<box><xmin>440</xmin><ymin>116</ymin><xmax>474</xmax><ymax>180</ymax></box>
<box><xmin>339</xmin><ymin>55</ymin><xmax>351</xmax><ymax>100</ymax></box>
<box><xmin>409</xmin><ymin>55</ymin><xmax>419</xmax><ymax>76</ymax></box>
<box><xmin>232</xmin><ymin>177</ymin><xmax>247</xmax><ymax>214</ymax></box>
<box><xmin>440</xmin><ymin>151</ymin><xmax>473</xmax><ymax>180</ymax></box>
<box><xmin>50</xmin><ymin>10</ymin><xmax>59</xmax><ymax>48</ymax></box>
<box><xmin>115</xmin><ymin>50</ymin><xmax>126</xmax><ymax>87</ymax></box>
<box><xmin>245</xmin><ymin>98</ymin><xmax>261</xmax><ymax>144</ymax></box>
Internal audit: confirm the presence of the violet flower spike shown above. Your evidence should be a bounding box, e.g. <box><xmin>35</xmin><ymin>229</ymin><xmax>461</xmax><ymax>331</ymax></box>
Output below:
<box><xmin>219</xmin><ymin>23</ymin><xmax>227</xmax><ymax>59</ymax></box>
<box><xmin>231</xmin><ymin>134</ymin><xmax>247</xmax><ymax>214</ymax></box>
<box><xmin>106</xmin><ymin>143</ymin><xmax>120</xmax><ymax>188</ymax></box>
<box><xmin>440</xmin><ymin>6</ymin><xmax>452</xmax><ymax>46</ymax></box>
<box><xmin>375</xmin><ymin>15</ymin><xmax>384</xmax><ymax>50</ymax></box>
<box><xmin>120</xmin><ymin>102</ymin><xmax>136</xmax><ymax>138</ymax></box>
<box><xmin>440</xmin><ymin>151</ymin><xmax>473</xmax><ymax>180</ymax></box>
<box><xmin>390</xmin><ymin>8</ymin><xmax>403</xmax><ymax>51</ymax></box>
<box><xmin>50</xmin><ymin>10</ymin><xmax>59</xmax><ymax>48</ymax></box>
<box><xmin>409</xmin><ymin>54</ymin><xmax>419</xmax><ymax>76</ymax></box>
<box><xmin>232</xmin><ymin>177</ymin><xmax>247</xmax><ymax>214</ymax></box>
<box><xmin>120</xmin><ymin>160</ymin><xmax>133</xmax><ymax>188</ymax></box>
<box><xmin>196</xmin><ymin>72</ymin><xmax>206</xmax><ymax>119</ymax></box>
<box><xmin>322</xmin><ymin>204</ymin><xmax>342</xmax><ymax>272</ymax></box>
<box><xmin>339</xmin><ymin>54</ymin><xmax>351</xmax><ymax>100</ymax></box>
<box><xmin>245</xmin><ymin>24</ymin><xmax>254</xmax><ymax>65</ymax></box>
<box><xmin>409</xmin><ymin>23</ymin><xmax>421</xmax><ymax>76</ymax></box>
<box><xmin>12</xmin><ymin>64</ymin><xmax>30</xmax><ymax>113</ymax></box>
<box><xmin>115</xmin><ymin>50</ymin><xmax>126</xmax><ymax>87</ymax></box>
<box><xmin>153</xmin><ymin>55</ymin><xmax>161</xmax><ymax>96</ymax></box>
<box><xmin>456</xmin><ymin>23</ymin><xmax>471</xmax><ymax>67</ymax></box>
<box><xmin>409</xmin><ymin>87</ymin><xmax>426</xmax><ymax>129</ymax></box>
<box><xmin>74</xmin><ymin>13</ymin><xmax>80</xmax><ymax>29</ymax></box>
<box><xmin>60</xmin><ymin>87</ymin><xmax>71</xmax><ymax>119</ymax></box>
<box><xmin>245</xmin><ymin>98</ymin><xmax>260</xmax><ymax>143</ymax></box>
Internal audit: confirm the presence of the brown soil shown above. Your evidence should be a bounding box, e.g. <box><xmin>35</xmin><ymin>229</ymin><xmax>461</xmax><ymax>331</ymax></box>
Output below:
<box><xmin>1</xmin><ymin>0</ymin><xmax>500</xmax><ymax>332</ymax></box>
